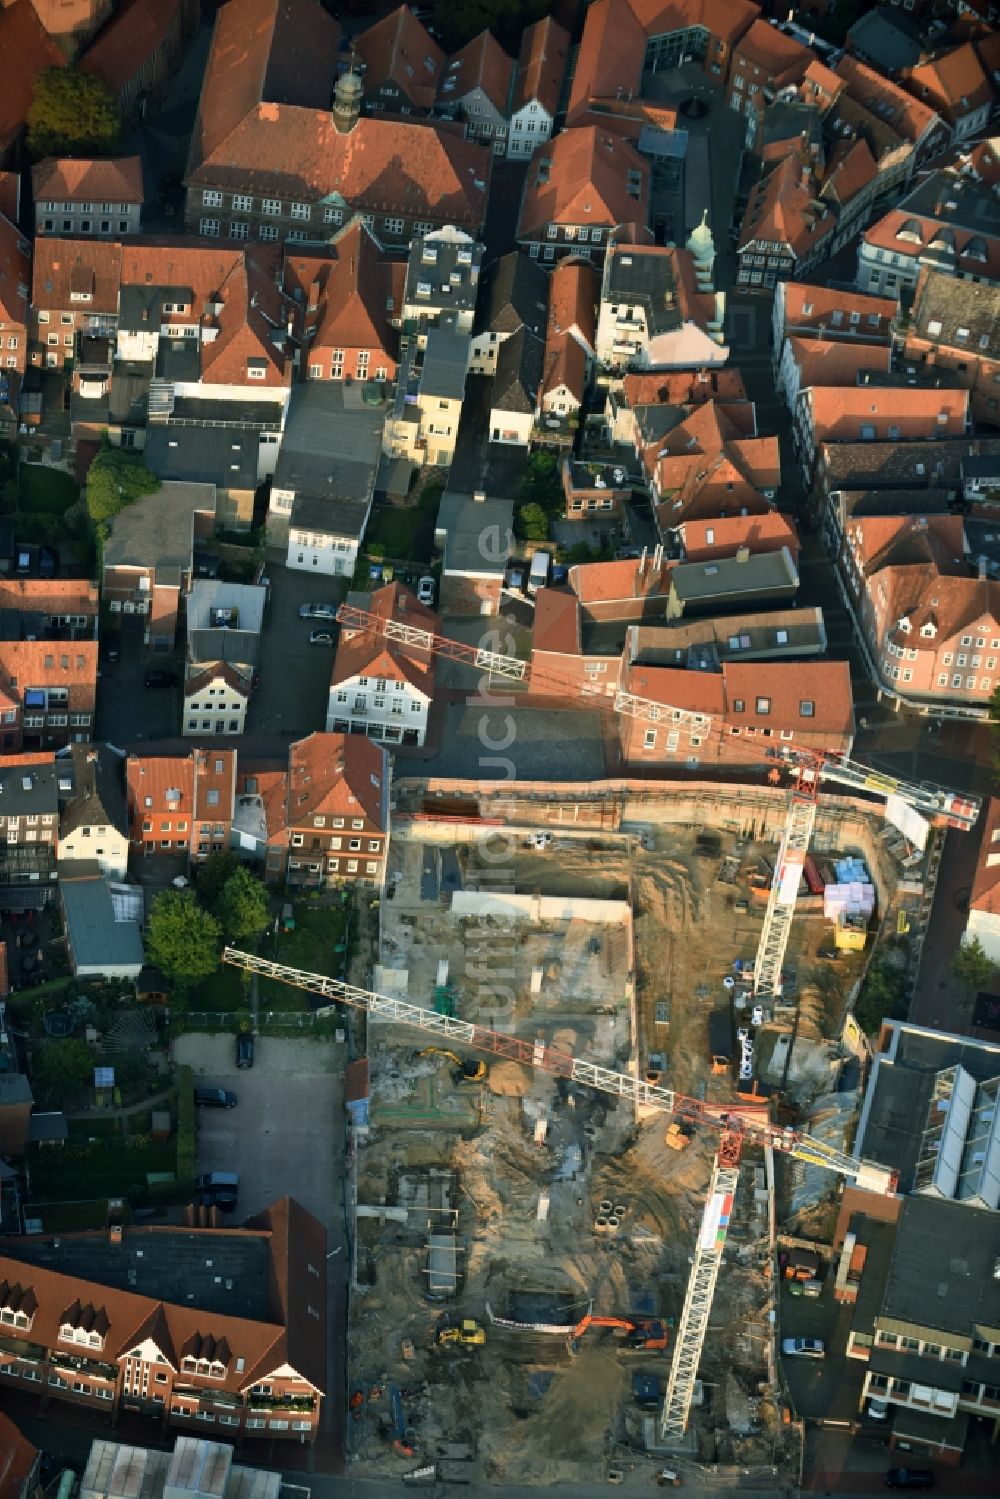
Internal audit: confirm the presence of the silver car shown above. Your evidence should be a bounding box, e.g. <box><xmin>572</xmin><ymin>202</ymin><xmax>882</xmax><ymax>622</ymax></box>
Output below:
<box><xmin>782</xmin><ymin>1337</ymin><xmax>825</xmax><ymax>1359</ymax></box>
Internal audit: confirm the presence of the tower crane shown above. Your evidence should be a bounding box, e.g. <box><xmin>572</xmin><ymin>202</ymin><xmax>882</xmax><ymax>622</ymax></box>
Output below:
<box><xmin>222</xmin><ymin>948</ymin><xmax>897</xmax><ymax>1445</ymax></box>
<box><xmin>337</xmin><ymin>600</ymin><xmax>981</xmax><ymax>1006</ymax></box>
<box><xmin>326</xmin><ymin>602</ymin><xmax>979</xmax><ymax>1437</ymax></box>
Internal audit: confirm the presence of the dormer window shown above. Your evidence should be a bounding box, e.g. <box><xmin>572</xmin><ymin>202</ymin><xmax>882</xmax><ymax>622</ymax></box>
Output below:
<box><xmin>897</xmin><ymin>617</ymin><xmax>911</xmax><ymax>634</ymax></box>
<box><xmin>920</xmin><ymin>622</ymin><xmax>936</xmax><ymax>639</ymax></box>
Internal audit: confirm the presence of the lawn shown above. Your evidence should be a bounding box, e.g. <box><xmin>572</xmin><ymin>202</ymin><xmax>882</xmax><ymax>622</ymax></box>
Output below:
<box><xmin>258</xmin><ymin>901</ymin><xmax>349</xmax><ymax>1011</ymax></box>
<box><xmin>17</xmin><ymin>464</ymin><xmax>80</xmax><ymax>515</ymax></box>
<box><xmin>364</xmin><ymin>483</ymin><xmax>442</xmax><ymax>565</ymax></box>
<box><xmin>28</xmin><ymin>1119</ymin><xmax>178</xmax><ymax>1201</ymax></box>
<box><xmin>24</xmin><ymin>1198</ymin><xmax>109</xmax><ymax>1232</ymax></box>
<box><xmin>190</xmin><ymin>962</ymin><xmax>249</xmax><ymax>1015</ymax></box>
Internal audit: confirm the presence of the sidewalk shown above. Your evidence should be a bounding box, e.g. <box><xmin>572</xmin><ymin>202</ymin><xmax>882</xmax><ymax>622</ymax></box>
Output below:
<box><xmin>66</xmin><ymin>1086</ymin><xmax>174</xmax><ymax>1123</ymax></box>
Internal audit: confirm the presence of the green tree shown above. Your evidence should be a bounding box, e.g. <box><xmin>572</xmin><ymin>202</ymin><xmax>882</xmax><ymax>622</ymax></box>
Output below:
<box><xmin>31</xmin><ymin>1037</ymin><xmax>95</xmax><ymax>1109</ymax></box>
<box><xmin>197</xmin><ymin>850</ymin><xmax>239</xmax><ymax>912</ymax></box>
<box><xmin>27</xmin><ymin>67</ymin><xmax>122</xmax><ymax>159</ymax></box>
<box><xmin>853</xmin><ymin>961</ymin><xmax>908</xmax><ymax>1036</ymax></box>
<box><xmin>217</xmin><ymin>867</ymin><xmax>270</xmax><ymax>944</ymax></box>
<box><xmin>86</xmin><ymin>445</ymin><xmax>160</xmax><ymax>528</ymax></box>
<box><xmin>146</xmin><ymin>890</ymin><xmax>221</xmax><ymax>992</ymax></box>
<box><xmin>518</xmin><ymin>502</ymin><xmax>549</xmax><ymax>542</ymax></box>
<box><xmin>952</xmin><ymin>936</ymin><xmax>993</xmax><ymax>994</ymax></box>
<box><xmin>517</xmin><ymin>452</ymin><xmax>563</xmax><ymax>517</ymax></box>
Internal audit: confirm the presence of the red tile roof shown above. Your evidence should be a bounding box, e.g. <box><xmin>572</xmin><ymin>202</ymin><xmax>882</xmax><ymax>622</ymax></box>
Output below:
<box><xmin>0</xmin><ymin>1411</ymin><xmax>36</xmax><ymax>1499</ymax></box>
<box><xmin>189</xmin><ymin>0</ymin><xmax>342</xmax><ymax>168</ymax></box>
<box><xmin>566</xmin><ymin>0</ymin><xmax>646</xmax><ymax>126</ymax></box>
<box><xmin>284</xmin><ymin>218</ymin><xmax>396</xmax><ymax>367</ymax></box>
<box><xmin>441</xmin><ymin>28</ymin><xmax>513</xmax><ymax>117</ymax></box>
<box><xmin>541</xmin><ymin>255</ymin><xmax>598</xmax><ymax>405</ymax></box>
<box><xmin>837</xmin><ymin>54</ymin><xmax>942</xmax><ymax>146</ymax></box>
<box><xmin>846</xmin><ymin>513</ymin><xmax>966</xmax><ymax>575</ymax></box>
<box><xmin>356</xmin><ymin>4</ymin><xmax>445</xmax><ymax>112</ymax></box>
<box><xmin>969</xmin><ymin>796</ymin><xmax>1000</xmax><ymax>917</ymax></box>
<box><xmin>733</xmin><ymin>19</ymin><xmax>814</xmax><ymax>82</ymax></box>
<box><xmin>80</xmin><ymin>0</ymin><xmax>185</xmax><ymax>95</ymax></box>
<box><xmin>863</xmin><ymin>207</ymin><xmax>1000</xmax><ymax>281</ymax></box>
<box><xmin>0</xmin><ymin>0</ymin><xmax>65</xmax><ymax>157</ymax></box>
<box><xmin>622</xmin><ymin>369</ymin><xmax>747</xmax><ymax>407</ymax></box>
<box><xmin>0</xmin><ymin>173</ymin><xmax>21</xmax><ymax>223</ymax></box>
<box><xmin>804</xmin><ymin>386</ymin><xmax>969</xmax><ymax>444</ymax></box>
<box><xmin>237</xmin><ymin>761</ymin><xmax>288</xmax><ymax>841</ymax></box>
<box><xmin>32</xmin><ymin>236</ymin><xmax>122</xmax><ymax>314</ymax></box>
<box><xmin>287</xmin><ymin>732</ymin><xmax>388</xmax><ymax>830</ymax></box>
<box><xmin>786</xmin><ymin>336</ymin><xmax>891</xmax><ymax>387</ymax></box>
<box><xmin>518</xmin><ymin>126</ymin><xmax>650</xmax><ymax>239</ymax></box>
<box><xmin>777</xmin><ymin>281</ymin><xmax>897</xmax><ymax>338</ymax></box>
<box><xmin>0</xmin><ymin>211</ymin><xmax>29</xmax><ymax>331</ymax></box>
<box><xmin>722</xmin><ymin>659</ymin><xmax>854</xmax><ymax>739</ymax></box>
<box><xmin>570</xmin><ymin>558</ymin><xmax>672</xmax><ymax>605</ymax></box>
<box><xmin>905</xmin><ymin>43</ymin><xmax>992</xmax><ymax>124</ymax></box>
<box><xmin>511</xmin><ymin>14</ymin><xmax>570</xmax><ymax>116</ymax></box>
<box><xmin>0</xmin><ymin>579</ymin><xmax>98</xmax><ymax>615</ymax></box>
<box><xmin>963</xmin><ymin>135</ymin><xmax>1000</xmax><ymax>187</ymax></box>
<box><xmin>32</xmin><ymin>155</ymin><xmax>143</xmax><ymax>205</ymax></box>
<box><xmin>192</xmin><ymin>747</ymin><xmax>237</xmax><ymax>824</ymax></box>
<box><xmin>333</xmin><ymin>582</ymin><xmax>437</xmax><ymax>696</ymax></box>
<box><xmin>630</xmin><ymin>0</ymin><xmax>759</xmax><ymax>45</ymax></box>
<box><xmin>680</xmin><ymin>512</ymin><xmax>800</xmax><ymax>563</ymax></box>
<box><xmin>0</xmin><ymin>640</ymin><xmax>97</xmax><ymax>713</ymax></box>
<box><xmin>533</xmin><ymin>587</ymin><xmax>581</xmax><ymax>654</ymax></box>
<box><xmin>126</xmin><ymin>754</ymin><xmax>194</xmax><ymax>826</ymax></box>
<box><xmin>820</xmin><ymin>137</ymin><xmax>878</xmax><ymax>208</ymax></box>
<box><xmin>739</xmin><ymin>154</ymin><xmax>835</xmax><ymax>259</ymax></box>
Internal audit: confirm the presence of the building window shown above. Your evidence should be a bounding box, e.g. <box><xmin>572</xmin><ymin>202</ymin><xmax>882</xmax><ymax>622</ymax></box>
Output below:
<box><xmin>202</xmin><ymin>190</ymin><xmax>223</xmax><ymax>207</ymax></box>
<box><xmin>755</xmin><ymin>697</ymin><xmax>770</xmax><ymax>714</ymax></box>
<box><xmin>199</xmin><ymin>218</ymin><xmax>220</xmax><ymax>237</ymax></box>
<box><xmin>229</xmin><ymin>222</ymin><xmax>249</xmax><ymax>239</ymax></box>
<box><xmin>232</xmin><ymin>194</ymin><xmax>253</xmax><ymax>211</ymax></box>
<box><xmin>324</xmin><ymin>206</ymin><xmax>343</xmax><ymax>224</ymax></box>
<box><xmin>259</xmin><ymin>225</ymin><xmax>278</xmax><ymax>241</ymax></box>
<box><xmin>262</xmin><ymin>198</ymin><xmax>281</xmax><ymax>216</ymax></box>
<box><xmin>290</xmin><ymin>202</ymin><xmax>311</xmax><ymax>220</ymax></box>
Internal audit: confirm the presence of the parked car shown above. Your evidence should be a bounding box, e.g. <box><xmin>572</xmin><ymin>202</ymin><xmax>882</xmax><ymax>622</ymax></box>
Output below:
<box><xmin>194</xmin><ymin>1087</ymin><xmax>237</xmax><ymax>1109</ymax></box>
<box><xmin>299</xmin><ymin>602</ymin><xmax>336</xmax><ymax>620</ymax></box>
<box><xmin>788</xmin><ymin>1278</ymin><xmax>823</xmax><ymax>1298</ymax></box>
<box><xmin>194</xmin><ymin>1188</ymin><xmax>238</xmax><ymax>1212</ymax></box>
<box><xmin>195</xmin><ymin>1171</ymin><xmax>239</xmax><ymax>1212</ymax></box>
<box><xmin>236</xmin><ymin>1031</ymin><xmax>254</xmax><ymax>1069</ymax></box>
<box><xmin>867</xmin><ymin>1396</ymin><xmax>890</xmax><ymax>1420</ymax></box>
<box><xmin>38</xmin><ymin>546</ymin><xmax>58</xmax><ymax>578</ymax></box>
<box><xmin>309</xmin><ymin>630</ymin><xmax>335</xmax><ymax>646</ymax></box>
<box><xmin>884</xmin><ymin>1472</ymin><xmax>934</xmax><ymax>1490</ymax></box>
<box><xmin>101</xmin><ymin>634</ymin><xmax>120</xmax><ymax>663</ymax></box>
<box><xmin>144</xmin><ymin>668</ymin><xmax>179</xmax><ymax>689</ymax></box>
<box><xmin>781</xmin><ymin>1337</ymin><xmax>825</xmax><ymax>1359</ymax></box>
<box><xmin>15</xmin><ymin>548</ymin><xmax>31</xmax><ymax>575</ymax></box>
<box><xmin>417</xmin><ymin>575</ymin><xmax>435</xmax><ymax>605</ymax></box>
<box><xmin>506</xmin><ymin>566</ymin><xmax>525</xmax><ymax>591</ymax></box>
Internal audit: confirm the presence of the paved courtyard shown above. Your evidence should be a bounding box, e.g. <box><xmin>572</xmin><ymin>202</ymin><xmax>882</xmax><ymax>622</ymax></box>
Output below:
<box><xmin>175</xmin><ymin>1033</ymin><xmax>346</xmax><ymax>1235</ymax></box>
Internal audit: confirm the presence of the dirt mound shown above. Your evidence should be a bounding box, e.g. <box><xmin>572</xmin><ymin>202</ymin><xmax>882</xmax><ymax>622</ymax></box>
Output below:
<box><xmin>488</xmin><ymin>1059</ymin><xmax>531</xmax><ymax>1096</ymax></box>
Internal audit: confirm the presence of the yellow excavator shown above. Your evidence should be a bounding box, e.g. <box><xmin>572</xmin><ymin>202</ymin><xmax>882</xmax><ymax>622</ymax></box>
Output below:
<box><xmin>416</xmin><ymin>1047</ymin><xmax>487</xmax><ymax>1083</ymax></box>
<box><xmin>436</xmin><ymin>1320</ymin><xmax>486</xmax><ymax>1347</ymax></box>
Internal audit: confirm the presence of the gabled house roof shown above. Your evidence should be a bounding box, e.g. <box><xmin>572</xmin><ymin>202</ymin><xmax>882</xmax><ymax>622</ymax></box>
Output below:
<box><xmin>474</xmin><ymin>251</ymin><xmax>548</xmax><ymax>338</ymax></box>
<box><xmin>803</xmin><ymin>385</ymin><xmax>970</xmax><ymax>444</ymax></box>
<box><xmin>517</xmin><ymin>126</ymin><xmax>650</xmax><ymax>239</ymax></box>
<box><xmin>356</xmin><ymin>4</ymin><xmax>445</xmax><ymax>112</ymax></box>
<box><xmin>333</xmin><ymin>582</ymin><xmax>436</xmax><ymax>696</ymax></box>
<box><xmin>820</xmin><ymin>136</ymin><xmax>878</xmax><ymax>209</ymax></box>
<box><xmin>32</xmin><ymin>156</ymin><xmax>144</xmax><ymax>206</ymax></box>
<box><xmin>908</xmin><ymin>267</ymin><xmax>1000</xmax><ymax>356</ymax></box>
<box><xmin>679</xmin><ymin>512</ymin><xmax>800</xmax><ymax>563</ymax></box>
<box><xmin>59</xmin><ymin>744</ymin><xmax>128</xmax><ymax>842</ymax></box>
<box><xmin>739</xmin><ymin>154</ymin><xmax>835</xmax><ymax>260</ymax></box>
<box><xmin>785</xmin><ymin>336</ymin><xmax>892</xmax><ymax>387</ymax></box>
<box><xmin>0</xmin><ymin>1</ymin><xmax>64</xmax><ymax>158</ymax></box>
<box><xmin>286</xmin><ymin>732</ymin><xmax>388</xmax><ymax>830</ymax></box>
<box><xmin>733</xmin><ymin>18</ymin><xmax>815</xmax><ymax>84</ymax></box>
<box><xmin>0</xmin><ymin>641</ymin><xmax>97</xmax><ymax>713</ymax></box>
<box><xmin>969</xmin><ymin>796</ymin><xmax>1000</xmax><ymax>918</ymax></box>
<box><xmin>846</xmin><ymin>513</ymin><xmax>967</xmax><ymax>576</ymax></box>
<box><xmin>776</xmin><ymin>280</ymin><xmax>897</xmax><ymax>339</ymax></box>
<box><xmin>541</xmin><ymin>255</ymin><xmax>598</xmax><ymax>405</ymax></box>
<box><xmin>837</xmin><ymin>53</ymin><xmax>942</xmax><ymax>147</ymax></box>
<box><xmin>79</xmin><ymin>0</ymin><xmax>186</xmax><ymax>97</ymax></box>
<box><xmin>904</xmin><ymin>43</ymin><xmax>993</xmax><ymax>126</ymax></box>
<box><xmin>621</xmin><ymin>369</ymin><xmax>747</xmax><ymax>409</ymax></box>
<box><xmin>283</xmin><ymin>218</ymin><xmax>398</xmax><ymax>362</ymax></box>
<box><xmin>0</xmin><ymin>211</ymin><xmax>29</xmax><ymax>332</ymax></box>
<box><xmin>532</xmin><ymin>587</ymin><xmax>581</xmax><ymax>656</ymax></box>
<box><xmin>565</xmin><ymin>0</ymin><xmax>646</xmax><ymax>127</ymax></box>
<box><xmin>847</xmin><ymin>8</ymin><xmax>924</xmax><ymax>76</ymax></box>
<box><xmin>510</xmin><ymin>14</ymin><xmax>569</xmax><ymax>117</ymax></box>
<box><xmin>126</xmin><ymin>754</ymin><xmax>194</xmax><ymax>823</ymax></box>
<box><xmin>0</xmin><ymin>1411</ymin><xmax>36</xmax><ymax>1499</ymax></box>
<box><xmin>492</xmin><ymin>325</ymin><xmax>544</xmax><ymax>415</ymax></box>
<box><xmin>439</xmin><ymin>29</ymin><xmax>513</xmax><ymax>117</ymax></box>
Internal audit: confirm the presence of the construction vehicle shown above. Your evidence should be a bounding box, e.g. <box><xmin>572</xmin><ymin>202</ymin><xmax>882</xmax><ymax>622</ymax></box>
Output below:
<box><xmin>570</xmin><ymin>1312</ymin><xmax>669</xmax><ymax>1351</ymax></box>
<box><xmin>417</xmin><ymin>1047</ymin><xmax>487</xmax><ymax>1083</ymax></box>
<box><xmin>436</xmin><ymin>1319</ymin><xmax>486</xmax><ymax>1346</ymax></box>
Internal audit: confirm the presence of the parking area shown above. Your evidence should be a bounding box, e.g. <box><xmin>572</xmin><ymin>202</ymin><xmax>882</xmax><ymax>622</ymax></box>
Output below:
<box><xmin>174</xmin><ymin>1033</ymin><xmax>346</xmax><ymax>1233</ymax></box>
<box><xmin>779</xmin><ymin>1278</ymin><xmax>866</xmax><ymax>1421</ymax></box>
<box><xmin>96</xmin><ymin>624</ymin><xmax>185</xmax><ymax>745</ymax></box>
<box><xmin>244</xmin><ymin>560</ymin><xmax>347</xmax><ymax>736</ymax></box>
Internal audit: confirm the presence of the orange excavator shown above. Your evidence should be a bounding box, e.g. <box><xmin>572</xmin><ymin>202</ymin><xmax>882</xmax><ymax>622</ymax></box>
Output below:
<box><xmin>569</xmin><ymin>1313</ymin><xmax>669</xmax><ymax>1352</ymax></box>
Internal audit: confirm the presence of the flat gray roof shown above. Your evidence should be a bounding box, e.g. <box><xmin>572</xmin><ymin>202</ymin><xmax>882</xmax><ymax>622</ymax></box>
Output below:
<box><xmin>8</xmin><ymin>1227</ymin><xmax>271</xmax><ymax>1322</ymax></box>
<box><xmin>436</xmin><ymin>490</ymin><xmax>513</xmax><ymax>577</ymax></box>
<box><xmin>670</xmin><ymin>546</ymin><xmax>798</xmax><ymax>603</ymax></box>
<box><xmin>103</xmin><ymin>481</ymin><xmax>216</xmax><ymax>586</ymax></box>
<box><xmin>880</xmin><ymin>1195</ymin><xmax>1000</xmax><ymax>1341</ymax></box>
<box><xmin>421</xmin><ymin>328</ymin><xmax>469</xmax><ymax>402</ymax></box>
<box><xmin>273</xmin><ymin>380</ymin><xmax>383</xmax><ymax>509</ymax></box>
<box><xmin>60</xmin><ymin>874</ymin><xmax>144</xmax><ymax>973</ymax></box>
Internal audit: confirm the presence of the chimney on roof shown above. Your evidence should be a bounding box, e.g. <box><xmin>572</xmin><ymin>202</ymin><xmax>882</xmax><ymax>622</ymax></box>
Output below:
<box><xmin>735</xmin><ymin>545</ymin><xmax>751</xmax><ymax>565</ymax></box>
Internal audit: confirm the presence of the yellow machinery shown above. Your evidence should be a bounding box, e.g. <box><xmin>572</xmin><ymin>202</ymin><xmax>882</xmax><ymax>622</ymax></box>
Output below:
<box><xmin>437</xmin><ymin>1320</ymin><xmax>486</xmax><ymax>1346</ymax></box>
<box><xmin>417</xmin><ymin>1047</ymin><xmax>487</xmax><ymax>1083</ymax></box>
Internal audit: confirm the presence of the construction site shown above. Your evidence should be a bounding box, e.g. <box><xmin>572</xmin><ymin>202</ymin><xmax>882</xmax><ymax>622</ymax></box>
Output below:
<box><xmin>334</xmin><ymin>774</ymin><xmax>951</xmax><ymax>1486</ymax></box>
